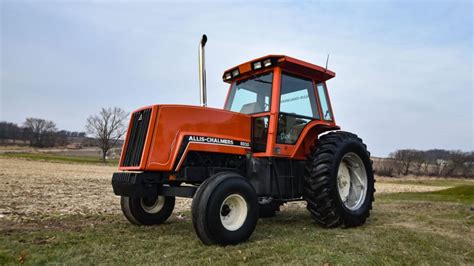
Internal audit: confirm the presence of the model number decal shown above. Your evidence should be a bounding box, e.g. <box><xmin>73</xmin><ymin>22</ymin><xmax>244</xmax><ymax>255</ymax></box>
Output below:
<box><xmin>188</xmin><ymin>136</ymin><xmax>250</xmax><ymax>148</ymax></box>
<box><xmin>174</xmin><ymin>135</ymin><xmax>251</xmax><ymax>171</ymax></box>
<box><xmin>240</xmin><ymin>141</ymin><xmax>250</xmax><ymax>147</ymax></box>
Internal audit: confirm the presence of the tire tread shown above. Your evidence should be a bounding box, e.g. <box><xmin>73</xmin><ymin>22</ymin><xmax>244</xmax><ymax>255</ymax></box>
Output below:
<box><xmin>303</xmin><ymin>131</ymin><xmax>375</xmax><ymax>228</ymax></box>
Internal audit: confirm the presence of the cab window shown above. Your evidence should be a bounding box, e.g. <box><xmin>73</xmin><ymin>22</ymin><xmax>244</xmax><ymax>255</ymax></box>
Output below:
<box><xmin>225</xmin><ymin>72</ymin><xmax>273</xmax><ymax>114</ymax></box>
<box><xmin>277</xmin><ymin>73</ymin><xmax>319</xmax><ymax>144</ymax></box>
<box><xmin>316</xmin><ymin>83</ymin><xmax>333</xmax><ymax>121</ymax></box>
<box><xmin>279</xmin><ymin>74</ymin><xmax>319</xmax><ymax>118</ymax></box>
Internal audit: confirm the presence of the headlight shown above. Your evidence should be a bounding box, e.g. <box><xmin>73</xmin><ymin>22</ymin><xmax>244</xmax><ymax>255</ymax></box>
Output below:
<box><xmin>231</xmin><ymin>69</ymin><xmax>240</xmax><ymax>77</ymax></box>
<box><xmin>253</xmin><ymin>61</ymin><xmax>262</xmax><ymax>70</ymax></box>
<box><xmin>263</xmin><ymin>59</ymin><xmax>272</xmax><ymax>67</ymax></box>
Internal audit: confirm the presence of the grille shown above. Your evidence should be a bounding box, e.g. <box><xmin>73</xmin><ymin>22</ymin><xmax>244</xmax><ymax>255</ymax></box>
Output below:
<box><xmin>112</xmin><ymin>172</ymin><xmax>138</xmax><ymax>184</ymax></box>
<box><xmin>121</xmin><ymin>108</ymin><xmax>152</xmax><ymax>167</ymax></box>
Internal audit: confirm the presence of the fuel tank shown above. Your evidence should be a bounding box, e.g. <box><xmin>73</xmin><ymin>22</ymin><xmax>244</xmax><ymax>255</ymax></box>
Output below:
<box><xmin>118</xmin><ymin>105</ymin><xmax>251</xmax><ymax>172</ymax></box>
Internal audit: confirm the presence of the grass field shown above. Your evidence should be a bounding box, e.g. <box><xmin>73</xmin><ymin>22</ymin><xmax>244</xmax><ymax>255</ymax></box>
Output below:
<box><xmin>0</xmin><ymin>152</ymin><xmax>119</xmax><ymax>165</ymax></box>
<box><xmin>1</xmin><ymin>187</ymin><xmax>473</xmax><ymax>264</ymax></box>
<box><xmin>0</xmin><ymin>158</ymin><xmax>473</xmax><ymax>264</ymax></box>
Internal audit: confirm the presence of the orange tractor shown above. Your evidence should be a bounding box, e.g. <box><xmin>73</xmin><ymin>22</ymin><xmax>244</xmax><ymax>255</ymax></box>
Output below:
<box><xmin>112</xmin><ymin>35</ymin><xmax>375</xmax><ymax>245</ymax></box>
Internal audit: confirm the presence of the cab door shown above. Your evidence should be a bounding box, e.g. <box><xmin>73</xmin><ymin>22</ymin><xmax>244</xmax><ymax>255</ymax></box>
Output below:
<box><xmin>274</xmin><ymin>72</ymin><xmax>322</xmax><ymax>156</ymax></box>
<box><xmin>223</xmin><ymin>71</ymin><xmax>274</xmax><ymax>155</ymax></box>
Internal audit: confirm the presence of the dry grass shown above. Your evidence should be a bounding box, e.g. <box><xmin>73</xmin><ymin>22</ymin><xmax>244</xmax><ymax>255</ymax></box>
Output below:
<box><xmin>0</xmin><ymin>158</ymin><xmax>191</xmax><ymax>223</ymax></box>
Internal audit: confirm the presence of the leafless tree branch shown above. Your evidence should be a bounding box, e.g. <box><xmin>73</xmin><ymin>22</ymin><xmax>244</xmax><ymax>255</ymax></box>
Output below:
<box><xmin>86</xmin><ymin>107</ymin><xmax>128</xmax><ymax>162</ymax></box>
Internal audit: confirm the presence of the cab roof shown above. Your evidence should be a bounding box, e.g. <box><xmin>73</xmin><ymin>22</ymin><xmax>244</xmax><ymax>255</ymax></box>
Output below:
<box><xmin>222</xmin><ymin>55</ymin><xmax>335</xmax><ymax>83</ymax></box>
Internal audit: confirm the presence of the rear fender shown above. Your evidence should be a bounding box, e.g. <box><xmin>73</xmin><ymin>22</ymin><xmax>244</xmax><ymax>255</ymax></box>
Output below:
<box><xmin>291</xmin><ymin>121</ymin><xmax>340</xmax><ymax>159</ymax></box>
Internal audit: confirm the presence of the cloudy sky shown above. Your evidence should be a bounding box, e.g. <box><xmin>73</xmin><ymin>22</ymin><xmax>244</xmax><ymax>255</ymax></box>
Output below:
<box><xmin>1</xmin><ymin>0</ymin><xmax>472</xmax><ymax>156</ymax></box>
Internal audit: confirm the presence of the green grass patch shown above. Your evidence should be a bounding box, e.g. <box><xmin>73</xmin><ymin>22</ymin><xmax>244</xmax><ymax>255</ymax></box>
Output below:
<box><xmin>0</xmin><ymin>153</ymin><xmax>118</xmax><ymax>165</ymax></box>
<box><xmin>1</xmin><ymin>208</ymin><xmax>472</xmax><ymax>265</ymax></box>
<box><xmin>379</xmin><ymin>185</ymin><xmax>474</xmax><ymax>204</ymax></box>
<box><xmin>1</xmin><ymin>187</ymin><xmax>474</xmax><ymax>264</ymax></box>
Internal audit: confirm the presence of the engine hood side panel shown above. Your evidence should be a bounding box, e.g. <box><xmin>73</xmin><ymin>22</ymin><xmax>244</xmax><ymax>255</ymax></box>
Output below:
<box><xmin>144</xmin><ymin>105</ymin><xmax>251</xmax><ymax>171</ymax></box>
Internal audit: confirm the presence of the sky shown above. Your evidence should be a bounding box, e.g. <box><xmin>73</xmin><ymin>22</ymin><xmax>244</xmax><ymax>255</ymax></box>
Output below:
<box><xmin>0</xmin><ymin>0</ymin><xmax>472</xmax><ymax>156</ymax></box>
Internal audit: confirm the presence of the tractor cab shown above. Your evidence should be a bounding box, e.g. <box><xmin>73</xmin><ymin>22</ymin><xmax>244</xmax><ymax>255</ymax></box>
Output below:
<box><xmin>223</xmin><ymin>55</ymin><xmax>338</xmax><ymax>159</ymax></box>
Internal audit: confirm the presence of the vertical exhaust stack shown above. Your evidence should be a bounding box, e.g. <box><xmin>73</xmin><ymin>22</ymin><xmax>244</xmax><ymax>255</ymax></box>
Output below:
<box><xmin>198</xmin><ymin>34</ymin><xmax>208</xmax><ymax>107</ymax></box>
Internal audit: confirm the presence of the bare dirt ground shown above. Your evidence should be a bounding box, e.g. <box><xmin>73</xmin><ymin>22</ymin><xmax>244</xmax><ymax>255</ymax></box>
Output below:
<box><xmin>374</xmin><ymin>177</ymin><xmax>454</xmax><ymax>193</ymax></box>
<box><xmin>0</xmin><ymin>158</ymin><xmax>455</xmax><ymax>223</ymax></box>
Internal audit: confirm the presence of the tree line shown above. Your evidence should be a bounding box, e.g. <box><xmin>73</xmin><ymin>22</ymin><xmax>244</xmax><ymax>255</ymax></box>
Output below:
<box><xmin>0</xmin><ymin>119</ymin><xmax>87</xmax><ymax>147</ymax></box>
<box><xmin>374</xmin><ymin>149</ymin><xmax>474</xmax><ymax>178</ymax></box>
<box><xmin>1</xmin><ymin>107</ymin><xmax>128</xmax><ymax>162</ymax></box>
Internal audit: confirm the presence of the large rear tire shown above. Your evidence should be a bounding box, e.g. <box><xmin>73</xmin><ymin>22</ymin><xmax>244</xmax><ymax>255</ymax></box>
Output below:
<box><xmin>121</xmin><ymin>195</ymin><xmax>175</xmax><ymax>225</ymax></box>
<box><xmin>191</xmin><ymin>172</ymin><xmax>259</xmax><ymax>245</ymax></box>
<box><xmin>304</xmin><ymin>131</ymin><xmax>375</xmax><ymax>227</ymax></box>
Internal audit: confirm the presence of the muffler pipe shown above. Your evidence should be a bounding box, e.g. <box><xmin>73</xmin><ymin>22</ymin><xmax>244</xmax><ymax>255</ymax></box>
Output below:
<box><xmin>198</xmin><ymin>34</ymin><xmax>207</xmax><ymax>107</ymax></box>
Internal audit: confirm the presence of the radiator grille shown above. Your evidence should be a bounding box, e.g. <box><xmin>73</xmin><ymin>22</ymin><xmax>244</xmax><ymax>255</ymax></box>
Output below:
<box><xmin>121</xmin><ymin>108</ymin><xmax>152</xmax><ymax>167</ymax></box>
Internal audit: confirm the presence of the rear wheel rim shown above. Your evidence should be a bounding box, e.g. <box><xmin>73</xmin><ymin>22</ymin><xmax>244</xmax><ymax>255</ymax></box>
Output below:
<box><xmin>337</xmin><ymin>152</ymin><xmax>368</xmax><ymax>210</ymax></box>
<box><xmin>220</xmin><ymin>194</ymin><xmax>248</xmax><ymax>231</ymax></box>
<box><xmin>140</xmin><ymin>196</ymin><xmax>165</xmax><ymax>214</ymax></box>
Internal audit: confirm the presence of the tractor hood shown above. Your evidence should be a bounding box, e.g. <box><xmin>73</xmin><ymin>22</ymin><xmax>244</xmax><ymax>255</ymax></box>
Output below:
<box><xmin>119</xmin><ymin>105</ymin><xmax>251</xmax><ymax>171</ymax></box>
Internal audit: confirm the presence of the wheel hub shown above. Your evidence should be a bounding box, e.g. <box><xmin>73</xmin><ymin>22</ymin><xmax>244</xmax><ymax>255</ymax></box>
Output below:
<box><xmin>140</xmin><ymin>196</ymin><xmax>165</xmax><ymax>214</ymax></box>
<box><xmin>220</xmin><ymin>204</ymin><xmax>231</xmax><ymax>216</ymax></box>
<box><xmin>220</xmin><ymin>194</ymin><xmax>248</xmax><ymax>231</ymax></box>
<box><xmin>336</xmin><ymin>152</ymin><xmax>368</xmax><ymax>211</ymax></box>
<box><xmin>337</xmin><ymin>162</ymin><xmax>351</xmax><ymax>200</ymax></box>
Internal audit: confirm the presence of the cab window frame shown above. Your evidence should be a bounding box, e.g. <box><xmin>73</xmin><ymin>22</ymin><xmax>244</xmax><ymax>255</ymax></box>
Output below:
<box><xmin>315</xmin><ymin>81</ymin><xmax>334</xmax><ymax>121</ymax></box>
<box><xmin>276</xmin><ymin>71</ymin><xmax>321</xmax><ymax>145</ymax></box>
<box><xmin>278</xmin><ymin>72</ymin><xmax>321</xmax><ymax>119</ymax></box>
<box><xmin>224</xmin><ymin>70</ymin><xmax>274</xmax><ymax>116</ymax></box>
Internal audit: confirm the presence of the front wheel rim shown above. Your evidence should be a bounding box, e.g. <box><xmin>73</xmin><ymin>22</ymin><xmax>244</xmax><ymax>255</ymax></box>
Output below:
<box><xmin>220</xmin><ymin>194</ymin><xmax>248</xmax><ymax>231</ymax></box>
<box><xmin>140</xmin><ymin>196</ymin><xmax>165</xmax><ymax>214</ymax></box>
<box><xmin>337</xmin><ymin>152</ymin><xmax>368</xmax><ymax>211</ymax></box>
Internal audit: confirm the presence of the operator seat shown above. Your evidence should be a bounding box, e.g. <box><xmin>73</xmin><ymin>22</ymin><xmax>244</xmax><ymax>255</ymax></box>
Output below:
<box><xmin>240</xmin><ymin>103</ymin><xmax>263</xmax><ymax>114</ymax></box>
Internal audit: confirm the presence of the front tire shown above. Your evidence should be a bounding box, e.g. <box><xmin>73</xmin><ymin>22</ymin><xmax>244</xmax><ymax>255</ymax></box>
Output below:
<box><xmin>304</xmin><ymin>131</ymin><xmax>375</xmax><ymax>228</ymax></box>
<box><xmin>191</xmin><ymin>172</ymin><xmax>259</xmax><ymax>245</ymax></box>
<box><xmin>121</xmin><ymin>195</ymin><xmax>175</xmax><ymax>225</ymax></box>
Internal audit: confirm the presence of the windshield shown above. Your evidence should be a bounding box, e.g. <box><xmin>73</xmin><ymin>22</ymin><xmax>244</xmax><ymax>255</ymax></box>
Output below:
<box><xmin>224</xmin><ymin>72</ymin><xmax>273</xmax><ymax>114</ymax></box>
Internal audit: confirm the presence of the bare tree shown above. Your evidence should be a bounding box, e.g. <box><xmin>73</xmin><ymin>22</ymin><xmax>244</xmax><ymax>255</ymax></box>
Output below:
<box><xmin>444</xmin><ymin>151</ymin><xmax>470</xmax><ymax>177</ymax></box>
<box><xmin>0</xmin><ymin>122</ymin><xmax>21</xmax><ymax>144</ymax></box>
<box><xmin>23</xmin><ymin>118</ymin><xmax>57</xmax><ymax>147</ymax></box>
<box><xmin>86</xmin><ymin>107</ymin><xmax>128</xmax><ymax>162</ymax></box>
<box><xmin>411</xmin><ymin>151</ymin><xmax>426</xmax><ymax>176</ymax></box>
<box><xmin>391</xmin><ymin>149</ymin><xmax>417</xmax><ymax>176</ymax></box>
<box><xmin>464</xmin><ymin>152</ymin><xmax>474</xmax><ymax>178</ymax></box>
<box><xmin>374</xmin><ymin>158</ymin><xmax>397</xmax><ymax>177</ymax></box>
<box><xmin>55</xmin><ymin>130</ymin><xmax>69</xmax><ymax>147</ymax></box>
<box><xmin>432</xmin><ymin>159</ymin><xmax>445</xmax><ymax>177</ymax></box>
<box><xmin>421</xmin><ymin>160</ymin><xmax>431</xmax><ymax>176</ymax></box>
